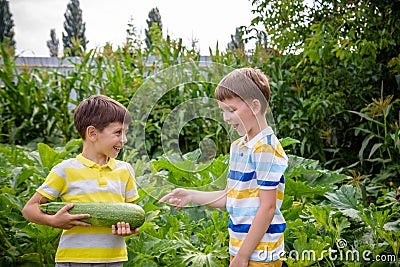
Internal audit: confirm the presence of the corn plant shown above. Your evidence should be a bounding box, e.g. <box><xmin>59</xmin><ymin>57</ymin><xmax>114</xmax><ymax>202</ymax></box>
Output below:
<box><xmin>350</xmin><ymin>87</ymin><xmax>400</xmax><ymax>176</ymax></box>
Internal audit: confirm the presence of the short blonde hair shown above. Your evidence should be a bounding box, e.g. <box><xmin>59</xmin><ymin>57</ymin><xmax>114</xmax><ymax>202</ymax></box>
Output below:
<box><xmin>214</xmin><ymin>68</ymin><xmax>271</xmax><ymax>112</ymax></box>
<box><xmin>74</xmin><ymin>94</ymin><xmax>131</xmax><ymax>139</ymax></box>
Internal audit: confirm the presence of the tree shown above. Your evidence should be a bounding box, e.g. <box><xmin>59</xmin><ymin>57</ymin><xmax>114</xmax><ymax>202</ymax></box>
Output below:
<box><xmin>47</xmin><ymin>29</ymin><xmax>59</xmax><ymax>57</ymax></box>
<box><xmin>125</xmin><ymin>16</ymin><xmax>142</xmax><ymax>52</ymax></box>
<box><xmin>247</xmin><ymin>0</ymin><xmax>400</xmax><ymax>172</ymax></box>
<box><xmin>62</xmin><ymin>0</ymin><xmax>87</xmax><ymax>56</ymax></box>
<box><xmin>0</xmin><ymin>0</ymin><xmax>15</xmax><ymax>53</ymax></box>
<box><xmin>227</xmin><ymin>27</ymin><xmax>244</xmax><ymax>51</ymax></box>
<box><xmin>145</xmin><ymin>7</ymin><xmax>163</xmax><ymax>49</ymax></box>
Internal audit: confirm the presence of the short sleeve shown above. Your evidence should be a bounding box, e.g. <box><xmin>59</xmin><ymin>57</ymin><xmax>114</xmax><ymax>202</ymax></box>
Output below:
<box><xmin>252</xmin><ymin>138</ymin><xmax>288</xmax><ymax>190</ymax></box>
<box><xmin>125</xmin><ymin>163</ymin><xmax>139</xmax><ymax>202</ymax></box>
<box><xmin>36</xmin><ymin>163</ymin><xmax>67</xmax><ymax>200</ymax></box>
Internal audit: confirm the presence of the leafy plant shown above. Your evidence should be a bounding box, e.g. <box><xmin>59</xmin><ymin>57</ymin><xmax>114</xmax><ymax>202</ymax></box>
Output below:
<box><xmin>350</xmin><ymin>88</ymin><xmax>400</xmax><ymax>177</ymax></box>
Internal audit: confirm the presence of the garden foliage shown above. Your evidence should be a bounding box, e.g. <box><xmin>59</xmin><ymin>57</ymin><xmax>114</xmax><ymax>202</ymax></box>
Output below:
<box><xmin>0</xmin><ymin>0</ymin><xmax>399</xmax><ymax>266</ymax></box>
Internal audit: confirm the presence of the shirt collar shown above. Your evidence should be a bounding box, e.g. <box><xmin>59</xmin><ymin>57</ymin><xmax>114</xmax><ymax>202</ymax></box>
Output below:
<box><xmin>77</xmin><ymin>154</ymin><xmax>116</xmax><ymax>170</ymax></box>
<box><xmin>238</xmin><ymin>126</ymin><xmax>274</xmax><ymax>148</ymax></box>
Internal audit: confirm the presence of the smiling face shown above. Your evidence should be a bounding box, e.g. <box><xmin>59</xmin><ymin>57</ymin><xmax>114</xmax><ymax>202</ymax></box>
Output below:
<box><xmin>95</xmin><ymin>122</ymin><xmax>128</xmax><ymax>159</ymax></box>
<box><xmin>214</xmin><ymin>69</ymin><xmax>271</xmax><ymax>140</ymax></box>
<box><xmin>83</xmin><ymin>121</ymin><xmax>129</xmax><ymax>165</ymax></box>
<box><xmin>218</xmin><ymin>96</ymin><xmax>261</xmax><ymax>140</ymax></box>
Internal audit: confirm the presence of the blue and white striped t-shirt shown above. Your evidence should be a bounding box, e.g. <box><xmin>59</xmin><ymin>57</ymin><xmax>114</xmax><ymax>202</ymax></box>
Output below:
<box><xmin>226</xmin><ymin>127</ymin><xmax>288</xmax><ymax>262</ymax></box>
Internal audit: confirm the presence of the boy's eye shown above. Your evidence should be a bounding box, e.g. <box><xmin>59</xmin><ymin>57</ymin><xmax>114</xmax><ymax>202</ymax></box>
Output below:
<box><xmin>220</xmin><ymin>107</ymin><xmax>234</xmax><ymax>112</ymax></box>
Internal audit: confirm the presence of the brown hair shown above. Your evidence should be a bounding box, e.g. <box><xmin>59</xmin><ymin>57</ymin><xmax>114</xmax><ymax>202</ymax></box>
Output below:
<box><xmin>74</xmin><ymin>94</ymin><xmax>132</xmax><ymax>139</ymax></box>
<box><xmin>214</xmin><ymin>68</ymin><xmax>271</xmax><ymax>112</ymax></box>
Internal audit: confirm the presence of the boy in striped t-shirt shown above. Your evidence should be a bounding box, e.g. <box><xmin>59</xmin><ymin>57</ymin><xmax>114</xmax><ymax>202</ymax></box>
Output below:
<box><xmin>160</xmin><ymin>68</ymin><xmax>288</xmax><ymax>266</ymax></box>
<box><xmin>22</xmin><ymin>95</ymin><xmax>139</xmax><ymax>267</ymax></box>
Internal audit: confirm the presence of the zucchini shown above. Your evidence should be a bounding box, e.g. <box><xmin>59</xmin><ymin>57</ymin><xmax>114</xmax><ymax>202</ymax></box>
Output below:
<box><xmin>40</xmin><ymin>202</ymin><xmax>145</xmax><ymax>229</ymax></box>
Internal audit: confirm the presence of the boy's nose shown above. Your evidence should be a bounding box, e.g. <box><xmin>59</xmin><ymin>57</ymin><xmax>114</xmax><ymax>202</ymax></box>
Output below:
<box><xmin>223</xmin><ymin>112</ymin><xmax>231</xmax><ymax>122</ymax></box>
<box><xmin>121</xmin><ymin>133</ymin><xmax>128</xmax><ymax>144</ymax></box>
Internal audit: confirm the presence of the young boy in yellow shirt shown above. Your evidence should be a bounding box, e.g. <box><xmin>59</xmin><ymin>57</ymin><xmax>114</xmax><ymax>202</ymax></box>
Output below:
<box><xmin>22</xmin><ymin>94</ymin><xmax>139</xmax><ymax>267</ymax></box>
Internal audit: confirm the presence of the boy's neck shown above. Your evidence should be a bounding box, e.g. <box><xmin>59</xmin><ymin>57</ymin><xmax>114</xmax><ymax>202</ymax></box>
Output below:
<box><xmin>245</xmin><ymin>117</ymin><xmax>268</xmax><ymax>141</ymax></box>
<box><xmin>81</xmin><ymin>146</ymin><xmax>109</xmax><ymax>166</ymax></box>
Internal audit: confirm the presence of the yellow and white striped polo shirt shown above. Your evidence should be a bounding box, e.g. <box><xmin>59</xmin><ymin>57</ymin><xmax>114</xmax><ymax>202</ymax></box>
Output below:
<box><xmin>37</xmin><ymin>154</ymin><xmax>139</xmax><ymax>263</ymax></box>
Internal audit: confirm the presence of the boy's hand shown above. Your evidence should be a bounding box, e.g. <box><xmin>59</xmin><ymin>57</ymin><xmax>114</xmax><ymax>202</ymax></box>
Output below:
<box><xmin>52</xmin><ymin>203</ymin><xmax>91</xmax><ymax>229</ymax></box>
<box><xmin>158</xmin><ymin>188</ymin><xmax>191</xmax><ymax>210</ymax></box>
<box><xmin>112</xmin><ymin>222</ymin><xmax>139</xmax><ymax>236</ymax></box>
<box><xmin>229</xmin><ymin>255</ymin><xmax>249</xmax><ymax>267</ymax></box>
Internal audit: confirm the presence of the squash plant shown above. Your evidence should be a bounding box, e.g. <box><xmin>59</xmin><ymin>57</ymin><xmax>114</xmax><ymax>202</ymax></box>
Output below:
<box><xmin>0</xmin><ymin>134</ymin><xmax>399</xmax><ymax>266</ymax></box>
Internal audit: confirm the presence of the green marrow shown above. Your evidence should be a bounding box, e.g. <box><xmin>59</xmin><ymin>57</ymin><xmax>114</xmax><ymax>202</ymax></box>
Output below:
<box><xmin>40</xmin><ymin>202</ymin><xmax>145</xmax><ymax>229</ymax></box>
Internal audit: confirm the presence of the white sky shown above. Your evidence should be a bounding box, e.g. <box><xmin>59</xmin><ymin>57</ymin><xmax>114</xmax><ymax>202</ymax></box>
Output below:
<box><xmin>9</xmin><ymin>0</ymin><xmax>256</xmax><ymax>57</ymax></box>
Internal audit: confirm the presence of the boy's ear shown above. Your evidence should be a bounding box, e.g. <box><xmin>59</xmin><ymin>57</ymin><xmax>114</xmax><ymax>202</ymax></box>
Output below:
<box><xmin>251</xmin><ymin>99</ymin><xmax>262</xmax><ymax>115</ymax></box>
<box><xmin>86</xmin><ymin>126</ymin><xmax>97</xmax><ymax>141</ymax></box>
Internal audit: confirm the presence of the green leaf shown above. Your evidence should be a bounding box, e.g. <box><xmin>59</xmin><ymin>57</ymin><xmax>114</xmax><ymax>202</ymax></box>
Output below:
<box><xmin>65</xmin><ymin>138</ymin><xmax>82</xmax><ymax>150</ymax></box>
<box><xmin>285</xmin><ymin>178</ymin><xmax>328</xmax><ymax>200</ymax></box>
<box><xmin>312</xmin><ymin>170</ymin><xmax>350</xmax><ymax>188</ymax></box>
<box><xmin>349</xmin><ymin>111</ymin><xmax>384</xmax><ymax>127</ymax></box>
<box><xmin>37</xmin><ymin>143</ymin><xmax>59</xmax><ymax>170</ymax></box>
<box><xmin>280</xmin><ymin>137</ymin><xmax>300</xmax><ymax>148</ymax></box>
<box><xmin>286</xmin><ymin>155</ymin><xmax>349</xmax><ymax>187</ymax></box>
<box><xmin>325</xmin><ymin>185</ymin><xmax>361</xmax><ymax>218</ymax></box>
<box><xmin>359</xmin><ymin>204</ymin><xmax>400</xmax><ymax>230</ymax></box>
<box><xmin>308</xmin><ymin>205</ymin><xmax>331</xmax><ymax>230</ymax></box>
<box><xmin>368</xmin><ymin>143</ymin><xmax>383</xmax><ymax>159</ymax></box>
<box><xmin>359</xmin><ymin>134</ymin><xmax>374</xmax><ymax>160</ymax></box>
<box><xmin>375</xmin><ymin>229</ymin><xmax>400</xmax><ymax>262</ymax></box>
<box><xmin>287</xmin><ymin>230</ymin><xmax>329</xmax><ymax>265</ymax></box>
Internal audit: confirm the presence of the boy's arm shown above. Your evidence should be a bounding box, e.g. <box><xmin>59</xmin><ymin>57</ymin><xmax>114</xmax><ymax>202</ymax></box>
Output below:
<box><xmin>158</xmin><ymin>188</ymin><xmax>227</xmax><ymax>209</ymax></box>
<box><xmin>230</xmin><ymin>189</ymin><xmax>276</xmax><ymax>267</ymax></box>
<box><xmin>22</xmin><ymin>192</ymin><xmax>91</xmax><ymax>229</ymax></box>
